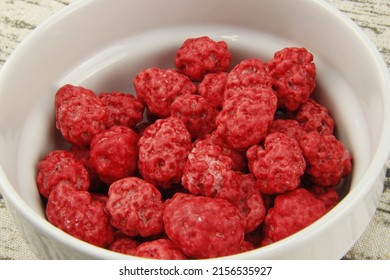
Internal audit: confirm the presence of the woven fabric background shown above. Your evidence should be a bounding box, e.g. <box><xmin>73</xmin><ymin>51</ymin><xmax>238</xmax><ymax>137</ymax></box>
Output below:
<box><xmin>0</xmin><ymin>0</ymin><xmax>389</xmax><ymax>260</ymax></box>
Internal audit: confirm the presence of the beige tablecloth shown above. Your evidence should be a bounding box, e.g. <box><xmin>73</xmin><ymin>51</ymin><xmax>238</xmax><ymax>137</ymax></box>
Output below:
<box><xmin>0</xmin><ymin>0</ymin><xmax>389</xmax><ymax>260</ymax></box>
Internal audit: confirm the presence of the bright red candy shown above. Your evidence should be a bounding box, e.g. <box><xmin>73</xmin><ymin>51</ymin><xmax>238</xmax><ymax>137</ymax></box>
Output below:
<box><xmin>55</xmin><ymin>84</ymin><xmax>108</xmax><ymax>146</ymax></box>
<box><xmin>163</xmin><ymin>193</ymin><xmax>245</xmax><ymax>259</ymax></box>
<box><xmin>268</xmin><ymin>47</ymin><xmax>316</xmax><ymax>111</ymax></box>
<box><xmin>69</xmin><ymin>145</ymin><xmax>104</xmax><ymax>192</ymax></box>
<box><xmin>36</xmin><ymin>150</ymin><xmax>90</xmax><ymax>198</ymax></box>
<box><xmin>307</xmin><ymin>185</ymin><xmax>339</xmax><ymax>211</ymax></box>
<box><xmin>174</xmin><ymin>36</ymin><xmax>231</xmax><ymax>82</ymax></box>
<box><xmin>106</xmin><ymin>177</ymin><xmax>164</xmax><ymax>237</ymax></box>
<box><xmin>224</xmin><ymin>58</ymin><xmax>273</xmax><ymax>100</ymax></box>
<box><xmin>138</xmin><ymin>117</ymin><xmax>192</xmax><ymax>188</ymax></box>
<box><xmin>98</xmin><ymin>91</ymin><xmax>144</xmax><ymax>129</ymax></box>
<box><xmin>247</xmin><ymin>132</ymin><xmax>306</xmax><ymax>194</ymax></box>
<box><xmin>268</xmin><ymin>119</ymin><xmax>307</xmax><ymax>142</ymax></box>
<box><xmin>46</xmin><ymin>184</ymin><xmax>115</xmax><ymax>248</ymax></box>
<box><xmin>134</xmin><ymin>239</ymin><xmax>188</xmax><ymax>260</ymax></box>
<box><xmin>133</xmin><ymin>68</ymin><xmax>196</xmax><ymax>118</ymax></box>
<box><xmin>108</xmin><ymin>232</ymin><xmax>140</xmax><ymax>256</ymax></box>
<box><xmin>296</xmin><ymin>98</ymin><xmax>335</xmax><ymax>135</ymax></box>
<box><xmin>181</xmin><ymin>139</ymin><xmax>240</xmax><ymax>203</ymax></box>
<box><xmin>203</xmin><ymin>132</ymin><xmax>247</xmax><ymax>172</ymax></box>
<box><xmin>299</xmin><ymin>132</ymin><xmax>352</xmax><ymax>187</ymax></box>
<box><xmin>234</xmin><ymin>173</ymin><xmax>266</xmax><ymax>233</ymax></box>
<box><xmin>197</xmin><ymin>72</ymin><xmax>228</xmax><ymax>110</ymax></box>
<box><xmin>170</xmin><ymin>94</ymin><xmax>218</xmax><ymax>140</ymax></box>
<box><xmin>261</xmin><ymin>188</ymin><xmax>327</xmax><ymax>245</ymax></box>
<box><xmin>215</xmin><ymin>88</ymin><xmax>277</xmax><ymax>150</ymax></box>
<box><xmin>89</xmin><ymin>126</ymin><xmax>139</xmax><ymax>185</ymax></box>
<box><xmin>54</xmin><ymin>84</ymin><xmax>95</xmax><ymax>111</ymax></box>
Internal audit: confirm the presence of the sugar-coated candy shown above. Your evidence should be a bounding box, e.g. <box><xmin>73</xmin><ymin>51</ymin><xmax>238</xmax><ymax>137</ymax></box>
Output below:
<box><xmin>170</xmin><ymin>94</ymin><xmax>218</xmax><ymax>140</ymax></box>
<box><xmin>261</xmin><ymin>188</ymin><xmax>327</xmax><ymax>245</ymax></box>
<box><xmin>134</xmin><ymin>239</ymin><xmax>187</xmax><ymax>260</ymax></box>
<box><xmin>98</xmin><ymin>91</ymin><xmax>144</xmax><ymax>129</ymax></box>
<box><xmin>106</xmin><ymin>177</ymin><xmax>164</xmax><ymax>237</ymax></box>
<box><xmin>268</xmin><ymin>47</ymin><xmax>316</xmax><ymax>111</ymax></box>
<box><xmin>163</xmin><ymin>193</ymin><xmax>245</xmax><ymax>259</ymax></box>
<box><xmin>55</xmin><ymin>84</ymin><xmax>108</xmax><ymax>146</ymax></box>
<box><xmin>215</xmin><ymin>88</ymin><xmax>277</xmax><ymax>150</ymax></box>
<box><xmin>181</xmin><ymin>139</ymin><xmax>240</xmax><ymax>203</ymax></box>
<box><xmin>46</xmin><ymin>184</ymin><xmax>115</xmax><ymax>248</ymax></box>
<box><xmin>299</xmin><ymin>132</ymin><xmax>352</xmax><ymax>187</ymax></box>
<box><xmin>247</xmin><ymin>132</ymin><xmax>306</xmax><ymax>194</ymax></box>
<box><xmin>36</xmin><ymin>150</ymin><xmax>90</xmax><ymax>198</ymax></box>
<box><xmin>89</xmin><ymin>126</ymin><xmax>139</xmax><ymax>185</ymax></box>
<box><xmin>174</xmin><ymin>36</ymin><xmax>231</xmax><ymax>82</ymax></box>
<box><xmin>133</xmin><ymin>68</ymin><xmax>196</xmax><ymax>118</ymax></box>
<box><xmin>138</xmin><ymin>117</ymin><xmax>192</xmax><ymax>188</ymax></box>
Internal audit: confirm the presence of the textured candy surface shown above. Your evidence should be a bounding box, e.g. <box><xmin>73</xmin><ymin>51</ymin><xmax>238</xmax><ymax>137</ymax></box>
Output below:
<box><xmin>98</xmin><ymin>91</ymin><xmax>144</xmax><ymax>129</ymax></box>
<box><xmin>261</xmin><ymin>188</ymin><xmax>327</xmax><ymax>245</ymax></box>
<box><xmin>175</xmin><ymin>36</ymin><xmax>231</xmax><ymax>81</ymax></box>
<box><xmin>224</xmin><ymin>58</ymin><xmax>273</xmax><ymax>100</ymax></box>
<box><xmin>55</xmin><ymin>84</ymin><xmax>108</xmax><ymax>146</ymax></box>
<box><xmin>268</xmin><ymin>119</ymin><xmax>306</xmax><ymax>142</ymax></box>
<box><xmin>134</xmin><ymin>239</ymin><xmax>187</xmax><ymax>260</ymax></box>
<box><xmin>46</xmin><ymin>184</ymin><xmax>114</xmax><ymax>248</ymax></box>
<box><xmin>216</xmin><ymin>88</ymin><xmax>277</xmax><ymax>150</ymax></box>
<box><xmin>268</xmin><ymin>47</ymin><xmax>316</xmax><ymax>111</ymax></box>
<box><xmin>138</xmin><ymin>117</ymin><xmax>192</xmax><ymax>188</ymax></box>
<box><xmin>198</xmin><ymin>72</ymin><xmax>228</xmax><ymax>109</ymax></box>
<box><xmin>296</xmin><ymin>98</ymin><xmax>335</xmax><ymax>135</ymax></box>
<box><xmin>299</xmin><ymin>132</ymin><xmax>352</xmax><ymax>187</ymax></box>
<box><xmin>36</xmin><ymin>150</ymin><xmax>90</xmax><ymax>198</ymax></box>
<box><xmin>247</xmin><ymin>132</ymin><xmax>306</xmax><ymax>194</ymax></box>
<box><xmin>106</xmin><ymin>177</ymin><xmax>164</xmax><ymax>237</ymax></box>
<box><xmin>133</xmin><ymin>68</ymin><xmax>196</xmax><ymax>118</ymax></box>
<box><xmin>181</xmin><ymin>140</ymin><xmax>240</xmax><ymax>202</ymax></box>
<box><xmin>89</xmin><ymin>126</ymin><xmax>139</xmax><ymax>185</ymax></box>
<box><xmin>108</xmin><ymin>233</ymin><xmax>140</xmax><ymax>256</ymax></box>
<box><xmin>234</xmin><ymin>173</ymin><xmax>266</xmax><ymax>233</ymax></box>
<box><xmin>170</xmin><ymin>94</ymin><xmax>218</xmax><ymax>140</ymax></box>
<box><xmin>163</xmin><ymin>193</ymin><xmax>245</xmax><ymax>259</ymax></box>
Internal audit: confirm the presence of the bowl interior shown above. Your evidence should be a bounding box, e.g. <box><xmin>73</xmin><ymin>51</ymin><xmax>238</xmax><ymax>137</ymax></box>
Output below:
<box><xmin>0</xmin><ymin>0</ymin><xmax>389</xmax><ymax>259</ymax></box>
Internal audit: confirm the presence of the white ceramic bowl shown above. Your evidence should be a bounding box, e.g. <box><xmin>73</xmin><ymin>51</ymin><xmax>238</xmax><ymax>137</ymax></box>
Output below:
<box><xmin>0</xmin><ymin>0</ymin><xmax>389</xmax><ymax>260</ymax></box>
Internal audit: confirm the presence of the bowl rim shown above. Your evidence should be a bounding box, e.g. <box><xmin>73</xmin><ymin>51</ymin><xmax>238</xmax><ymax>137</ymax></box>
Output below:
<box><xmin>0</xmin><ymin>0</ymin><xmax>390</xmax><ymax>259</ymax></box>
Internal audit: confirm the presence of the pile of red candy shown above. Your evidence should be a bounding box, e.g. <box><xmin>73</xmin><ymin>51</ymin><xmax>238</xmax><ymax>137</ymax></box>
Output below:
<box><xmin>36</xmin><ymin>36</ymin><xmax>352</xmax><ymax>259</ymax></box>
